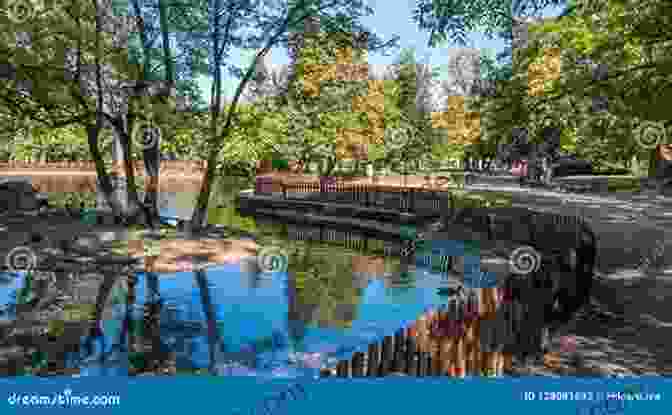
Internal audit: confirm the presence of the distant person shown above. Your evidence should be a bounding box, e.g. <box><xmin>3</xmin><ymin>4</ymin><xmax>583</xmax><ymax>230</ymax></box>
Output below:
<box><xmin>657</xmin><ymin>144</ymin><xmax>672</xmax><ymax>194</ymax></box>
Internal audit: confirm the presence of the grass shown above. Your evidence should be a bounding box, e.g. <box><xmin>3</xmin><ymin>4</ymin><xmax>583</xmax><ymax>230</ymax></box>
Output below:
<box><xmin>605</xmin><ymin>177</ymin><xmax>643</xmax><ymax>193</ymax></box>
<box><xmin>451</xmin><ymin>189</ymin><xmax>513</xmax><ymax>209</ymax></box>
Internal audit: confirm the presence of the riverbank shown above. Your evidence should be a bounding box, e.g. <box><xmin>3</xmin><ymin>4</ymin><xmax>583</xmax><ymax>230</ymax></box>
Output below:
<box><xmin>0</xmin><ymin>210</ymin><xmax>259</xmax><ymax>276</ymax></box>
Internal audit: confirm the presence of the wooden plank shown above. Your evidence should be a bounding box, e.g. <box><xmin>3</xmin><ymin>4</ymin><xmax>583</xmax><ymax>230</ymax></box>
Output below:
<box><xmin>393</xmin><ymin>328</ymin><xmax>406</xmax><ymax>373</ymax></box>
<box><xmin>336</xmin><ymin>360</ymin><xmax>350</xmax><ymax>378</ymax></box>
<box><xmin>351</xmin><ymin>352</ymin><xmax>365</xmax><ymax>377</ymax></box>
<box><xmin>367</xmin><ymin>343</ymin><xmax>380</xmax><ymax>377</ymax></box>
<box><xmin>405</xmin><ymin>334</ymin><xmax>417</xmax><ymax>376</ymax></box>
<box><xmin>379</xmin><ymin>336</ymin><xmax>394</xmax><ymax>376</ymax></box>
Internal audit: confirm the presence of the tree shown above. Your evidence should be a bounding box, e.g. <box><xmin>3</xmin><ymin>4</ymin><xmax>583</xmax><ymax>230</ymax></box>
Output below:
<box><xmin>384</xmin><ymin>47</ymin><xmax>438</xmax><ymax>144</ymax></box>
<box><xmin>0</xmin><ymin>0</ymin><xmax>133</xmax><ymax>217</ymax></box>
<box><xmin>187</xmin><ymin>0</ymin><xmax>400</xmax><ymax>229</ymax></box>
<box><xmin>260</xmin><ymin>27</ymin><xmax>374</xmax><ymax>176</ymax></box>
<box><xmin>0</xmin><ymin>0</ymin><xmax>209</xmax><ymax>223</ymax></box>
<box><xmin>410</xmin><ymin>0</ymin><xmax>569</xmax><ymax>167</ymax></box>
<box><xmin>518</xmin><ymin>0</ymin><xmax>672</xmax><ymax>180</ymax></box>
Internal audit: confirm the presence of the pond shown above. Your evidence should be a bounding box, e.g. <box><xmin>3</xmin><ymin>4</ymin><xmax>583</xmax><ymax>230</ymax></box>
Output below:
<box><xmin>0</xmin><ymin>174</ymin><xmax>514</xmax><ymax>378</ymax></box>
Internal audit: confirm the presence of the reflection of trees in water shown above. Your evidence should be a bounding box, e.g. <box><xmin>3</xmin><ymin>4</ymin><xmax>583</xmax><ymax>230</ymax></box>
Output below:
<box><xmin>0</xmin><ymin>270</ymin><xmax>128</xmax><ymax>375</ymax></box>
<box><xmin>278</xmin><ymin>222</ymin><xmax>420</xmax><ymax>347</ymax></box>
<box><xmin>0</xmin><ymin>286</ymin><xmax>19</xmax><ymax>320</ymax></box>
<box><xmin>193</xmin><ymin>269</ymin><xmax>220</xmax><ymax>374</ymax></box>
<box><xmin>159</xmin><ymin>305</ymin><xmax>204</xmax><ymax>372</ymax></box>
<box><xmin>287</xmin><ymin>238</ymin><xmax>364</xmax><ymax>331</ymax></box>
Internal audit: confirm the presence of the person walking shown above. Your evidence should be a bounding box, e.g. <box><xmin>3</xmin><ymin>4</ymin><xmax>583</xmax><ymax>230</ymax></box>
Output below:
<box><xmin>656</xmin><ymin>144</ymin><xmax>672</xmax><ymax>195</ymax></box>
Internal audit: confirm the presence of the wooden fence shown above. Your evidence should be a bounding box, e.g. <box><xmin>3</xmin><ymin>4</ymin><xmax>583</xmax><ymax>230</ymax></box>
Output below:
<box><xmin>256</xmin><ymin>178</ymin><xmax>453</xmax><ymax>213</ymax></box>
<box><xmin>321</xmin><ymin>275</ymin><xmax>552</xmax><ymax>378</ymax></box>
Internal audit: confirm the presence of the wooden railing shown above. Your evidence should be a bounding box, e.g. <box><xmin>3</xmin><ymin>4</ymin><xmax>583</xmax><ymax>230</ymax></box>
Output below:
<box><xmin>255</xmin><ymin>178</ymin><xmax>460</xmax><ymax>214</ymax></box>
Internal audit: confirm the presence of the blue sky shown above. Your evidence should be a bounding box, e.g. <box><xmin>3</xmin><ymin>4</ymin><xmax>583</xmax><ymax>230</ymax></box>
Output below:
<box><xmin>196</xmin><ymin>1</ymin><xmax>566</xmax><ymax>104</ymax></box>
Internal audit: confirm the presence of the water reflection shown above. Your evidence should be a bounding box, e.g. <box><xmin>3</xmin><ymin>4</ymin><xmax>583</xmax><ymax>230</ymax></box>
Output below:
<box><xmin>121</xmin><ymin>227</ymin><xmax>451</xmax><ymax>377</ymax></box>
<box><xmin>0</xmin><ymin>269</ymin><xmax>130</xmax><ymax>376</ymax></box>
<box><xmin>1</xmin><ymin>174</ymin><xmax>540</xmax><ymax>378</ymax></box>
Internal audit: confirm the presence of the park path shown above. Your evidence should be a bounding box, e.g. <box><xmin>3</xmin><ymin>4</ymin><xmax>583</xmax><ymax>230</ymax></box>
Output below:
<box><xmin>466</xmin><ymin>183</ymin><xmax>672</xmax><ymax>376</ymax></box>
<box><xmin>467</xmin><ymin>183</ymin><xmax>672</xmax><ymax>320</ymax></box>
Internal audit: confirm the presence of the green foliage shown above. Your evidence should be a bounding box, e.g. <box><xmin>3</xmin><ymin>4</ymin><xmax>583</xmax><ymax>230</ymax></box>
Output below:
<box><xmin>468</xmin><ymin>0</ymin><xmax>671</xmax><ymax>174</ymax></box>
<box><xmin>527</xmin><ymin>0</ymin><xmax>671</xmax><ymax>172</ymax></box>
<box><xmin>412</xmin><ymin>0</ymin><xmax>566</xmax><ymax>47</ymax></box>
<box><xmin>10</xmin><ymin>125</ymin><xmax>114</xmax><ymax>162</ymax></box>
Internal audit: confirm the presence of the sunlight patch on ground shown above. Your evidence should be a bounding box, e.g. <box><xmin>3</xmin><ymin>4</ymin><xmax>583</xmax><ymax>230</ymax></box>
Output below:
<box><xmin>638</xmin><ymin>314</ymin><xmax>672</xmax><ymax>329</ymax></box>
<box><xmin>595</xmin><ymin>268</ymin><xmax>646</xmax><ymax>282</ymax></box>
<box><xmin>120</xmin><ymin>237</ymin><xmax>258</xmax><ymax>273</ymax></box>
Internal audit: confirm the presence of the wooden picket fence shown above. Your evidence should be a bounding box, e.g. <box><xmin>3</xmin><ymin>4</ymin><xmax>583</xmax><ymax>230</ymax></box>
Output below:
<box><xmin>256</xmin><ymin>178</ymin><xmax>450</xmax><ymax>213</ymax></box>
<box><xmin>321</xmin><ymin>276</ymin><xmax>551</xmax><ymax>378</ymax></box>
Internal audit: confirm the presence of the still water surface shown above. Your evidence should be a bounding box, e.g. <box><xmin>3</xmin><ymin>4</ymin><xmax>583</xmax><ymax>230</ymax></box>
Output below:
<box><xmin>1</xmin><ymin>175</ymin><xmax>459</xmax><ymax>377</ymax></box>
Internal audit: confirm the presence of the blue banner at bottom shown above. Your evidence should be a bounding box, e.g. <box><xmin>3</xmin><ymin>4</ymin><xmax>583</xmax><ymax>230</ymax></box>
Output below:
<box><xmin>1</xmin><ymin>377</ymin><xmax>668</xmax><ymax>415</ymax></box>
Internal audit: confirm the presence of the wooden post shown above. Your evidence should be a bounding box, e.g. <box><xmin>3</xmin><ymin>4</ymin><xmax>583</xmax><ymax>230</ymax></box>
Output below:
<box><xmin>367</xmin><ymin>343</ymin><xmax>380</xmax><ymax>377</ymax></box>
<box><xmin>418</xmin><ymin>352</ymin><xmax>429</xmax><ymax>376</ymax></box>
<box><xmin>393</xmin><ymin>328</ymin><xmax>406</xmax><ymax>373</ymax></box>
<box><xmin>427</xmin><ymin>352</ymin><xmax>436</xmax><ymax>377</ymax></box>
<box><xmin>430</xmin><ymin>338</ymin><xmax>442</xmax><ymax>377</ymax></box>
<box><xmin>336</xmin><ymin>360</ymin><xmax>350</xmax><ymax>378</ymax></box>
<box><xmin>351</xmin><ymin>352</ymin><xmax>365</xmax><ymax>377</ymax></box>
<box><xmin>320</xmin><ymin>368</ymin><xmax>332</xmax><ymax>377</ymax></box>
<box><xmin>405</xmin><ymin>334</ymin><xmax>417</xmax><ymax>376</ymax></box>
<box><xmin>379</xmin><ymin>336</ymin><xmax>394</xmax><ymax>376</ymax></box>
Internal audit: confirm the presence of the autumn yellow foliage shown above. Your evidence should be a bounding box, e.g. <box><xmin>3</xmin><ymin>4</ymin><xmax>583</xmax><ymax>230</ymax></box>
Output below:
<box><xmin>430</xmin><ymin>96</ymin><xmax>481</xmax><ymax>146</ymax></box>
<box><xmin>528</xmin><ymin>47</ymin><xmax>562</xmax><ymax>96</ymax></box>
<box><xmin>297</xmin><ymin>30</ymin><xmax>485</xmax><ymax>159</ymax></box>
<box><xmin>298</xmin><ymin>35</ymin><xmax>379</xmax><ymax>159</ymax></box>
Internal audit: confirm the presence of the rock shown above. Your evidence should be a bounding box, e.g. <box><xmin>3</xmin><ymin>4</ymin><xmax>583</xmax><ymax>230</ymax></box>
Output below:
<box><xmin>240</xmin><ymin>256</ymin><xmax>260</xmax><ymax>275</ymax></box>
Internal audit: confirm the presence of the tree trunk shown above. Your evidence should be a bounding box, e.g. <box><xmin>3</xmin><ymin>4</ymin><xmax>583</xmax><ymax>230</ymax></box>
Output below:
<box><xmin>86</xmin><ymin>124</ymin><xmax>124</xmax><ymax>217</ymax></box>
<box><xmin>648</xmin><ymin>146</ymin><xmax>658</xmax><ymax>178</ymax></box>
<box><xmin>142</xmin><ymin>124</ymin><xmax>161</xmax><ymax>229</ymax></box>
<box><xmin>144</xmin><ymin>271</ymin><xmax>163</xmax><ymax>370</ymax></box>
<box><xmin>111</xmin><ymin>115</ymin><xmax>151</xmax><ymax>225</ymax></box>
<box><xmin>190</xmin><ymin>0</ymin><xmax>224</xmax><ymax>232</ymax></box>
<box><xmin>194</xmin><ymin>269</ymin><xmax>220</xmax><ymax>374</ymax></box>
